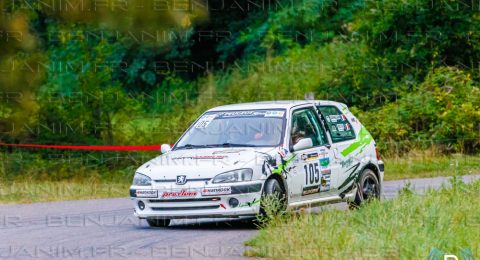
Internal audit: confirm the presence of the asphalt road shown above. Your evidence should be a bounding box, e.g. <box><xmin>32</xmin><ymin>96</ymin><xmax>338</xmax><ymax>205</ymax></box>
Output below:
<box><xmin>0</xmin><ymin>175</ymin><xmax>479</xmax><ymax>260</ymax></box>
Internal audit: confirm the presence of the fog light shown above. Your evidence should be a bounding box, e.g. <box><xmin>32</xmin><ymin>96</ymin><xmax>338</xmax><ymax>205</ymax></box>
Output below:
<box><xmin>229</xmin><ymin>198</ymin><xmax>239</xmax><ymax>208</ymax></box>
<box><xmin>138</xmin><ymin>201</ymin><xmax>145</xmax><ymax>210</ymax></box>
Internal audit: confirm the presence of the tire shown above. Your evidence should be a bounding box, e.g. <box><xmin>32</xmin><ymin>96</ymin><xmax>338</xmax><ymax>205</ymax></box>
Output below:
<box><xmin>260</xmin><ymin>178</ymin><xmax>287</xmax><ymax>216</ymax></box>
<box><xmin>348</xmin><ymin>168</ymin><xmax>380</xmax><ymax>209</ymax></box>
<box><xmin>146</xmin><ymin>218</ymin><xmax>171</xmax><ymax>227</ymax></box>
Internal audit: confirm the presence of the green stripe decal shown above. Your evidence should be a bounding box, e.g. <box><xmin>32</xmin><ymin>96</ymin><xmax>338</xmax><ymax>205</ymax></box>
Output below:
<box><xmin>272</xmin><ymin>154</ymin><xmax>296</xmax><ymax>174</ymax></box>
<box><xmin>341</xmin><ymin>127</ymin><xmax>373</xmax><ymax>157</ymax></box>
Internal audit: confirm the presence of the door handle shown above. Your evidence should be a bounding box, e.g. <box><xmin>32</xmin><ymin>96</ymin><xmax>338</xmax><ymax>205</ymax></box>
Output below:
<box><xmin>333</xmin><ymin>148</ymin><xmax>341</xmax><ymax>160</ymax></box>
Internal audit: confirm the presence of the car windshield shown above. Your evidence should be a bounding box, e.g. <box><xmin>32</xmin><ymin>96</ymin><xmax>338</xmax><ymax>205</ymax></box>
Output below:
<box><xmin>175</xmin><ymin>110</ymin><xmax>286</xmax><ymax>149</ymax></box>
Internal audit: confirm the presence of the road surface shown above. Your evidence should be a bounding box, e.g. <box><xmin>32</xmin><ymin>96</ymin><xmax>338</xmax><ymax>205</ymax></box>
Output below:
<box><xmin>0</xmin><ymin>175</ymin><xmax>478</xmax><ymax>259</ymax></box>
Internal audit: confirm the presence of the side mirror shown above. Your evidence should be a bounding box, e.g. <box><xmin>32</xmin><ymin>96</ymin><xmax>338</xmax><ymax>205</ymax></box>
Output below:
<box><xmin>292</xmin><ymin>138</ymin><xmax>313</xmax><ymax>151</ymax></box>
<box><xmin>161</xmin><ymin>144</ymin><xmax>171</xmax><ymax>154</ymax></box>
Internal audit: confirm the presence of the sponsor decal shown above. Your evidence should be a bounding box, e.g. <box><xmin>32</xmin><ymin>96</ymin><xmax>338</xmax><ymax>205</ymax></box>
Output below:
<box><xmin>161</xmin><ymin>189</ymin><xmax>198</xmax><ymax>198</ymax></box>
<box><xmin>341</xmin><ymin>114</ymin><xmax>347</xmax><ymax>121</ymax></box>
<box><xmin>318</xmin><ymin>151</ymin><xmax>330</xmax><ymax>168</ymax></box>
<box><xmin>337</xmin><ymin>123</ymin><xmax>345</xmax><ymax>132</ymax></box>
<box><xmin>340</xmin><ymin>157</ymin><xmax>354</xmax><ymax>168</ymax></box>
<box><xmin>136</xmin><ymin>190</ymin><xmax>158</xmax><ymax>198</ymax></box>
<box><xmin>194</xmin><ymin>114</ymin><xmax>216</xmax><ymax>128</ymax></box>
<box><xmin>301</xmin><ymin>152</ymin><xmax>319</xmax><ymax>161</ymax></box>
<box><xmin>320</xmin><ymin>172</ymin><xmax>331</xmax><ymax>191</ymax></box>
<box><xmin>265</xmin><ymin>111</ymin><xmax>285</xmax><ymax>117</ymax></box>
<box><xmin>217</xmin><ymin>111</ymin><xmax>264</xmax><ymax>118</ymax></box>
<box><xmin>202</xmin><ymin>187</ymin><xmax>232</xmax><ymax>196</ymax></box>
<box><xmin>302</xmin><ymin>170</ymin><xmax>331</xmax><ymax>195</ymax></box>
<box><xmin>345</xmin><ymin>123</ymin><xmax>351</xmax><ymax>131</ymax></box>
<box><xmin>329</xmin><ymin>115</ymin><xmax>339</xmax><ymax>122</ymax></box>
<box><xmin>172</xmin><ymin>155</ymin><xmax>227</xmax><ymax>160</ymax></box>
<box><xmin>319</xmin><ymin>157</ymin><xmax>330</xmax><ymax>167</ymax></box>
<box><xmin>302</xmin><ymin>185</ymin><xmax>320</xmax><ymax>196</ymax></box>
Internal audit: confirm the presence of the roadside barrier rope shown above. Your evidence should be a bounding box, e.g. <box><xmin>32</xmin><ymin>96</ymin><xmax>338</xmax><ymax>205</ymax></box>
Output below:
<box><xmin>0</xmin><ymin>143</ymin><xmax>162</xmax><ymax>151</ymax></box>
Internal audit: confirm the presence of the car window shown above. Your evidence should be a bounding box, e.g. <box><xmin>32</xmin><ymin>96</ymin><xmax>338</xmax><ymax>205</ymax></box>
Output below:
<box><xmin>317</xmin><ymin>106</ymin><xmax>355</xmax><ymax>143</ymax></box>
<box><xmin>175</xmin><ymin>109</ymin><xmax>286</xmax><ymax>148</ymax></box>
<box><xmin>290</xmin><ymin>108</ymin><xmax>328</xmax><ymax>147</ymax></box>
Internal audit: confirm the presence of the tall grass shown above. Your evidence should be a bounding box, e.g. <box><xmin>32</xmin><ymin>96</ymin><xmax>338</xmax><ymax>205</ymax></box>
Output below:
<box><xmin>245</xmin><ymin>179</ymin><xmax>480</xmax><ymax>259</ymax></box>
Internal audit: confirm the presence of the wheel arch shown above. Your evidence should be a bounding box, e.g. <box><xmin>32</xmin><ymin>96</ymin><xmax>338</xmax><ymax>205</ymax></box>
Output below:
<box><xmin>360</xmin><ymin>162</ymin><xmax>382</xmax><ymax>191</ymax></box>
<box><xmin>265</xmin><ymin>173</ymin><xmax>288</xmax><ymax>196</ymax></box>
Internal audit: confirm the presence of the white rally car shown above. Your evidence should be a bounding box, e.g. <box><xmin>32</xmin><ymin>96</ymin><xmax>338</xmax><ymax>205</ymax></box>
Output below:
<box><xmin>130</xmin><ymin>100</ymin><xmax>384</xmax><ymax>227</ymax></box>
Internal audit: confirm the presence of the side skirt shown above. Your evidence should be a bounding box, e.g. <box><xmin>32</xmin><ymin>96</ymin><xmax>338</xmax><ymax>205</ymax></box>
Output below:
<box><xmin>287</xmin><ymin>188</ymin><xmax>357</xmax><ymax>210</ymax></box>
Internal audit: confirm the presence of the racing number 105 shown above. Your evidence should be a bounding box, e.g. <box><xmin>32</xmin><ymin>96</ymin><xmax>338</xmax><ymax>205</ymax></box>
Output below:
<box><xmin>304</xmin><ymin>162</ymin><xmax>320</xmax><ymax>185</ymax></box>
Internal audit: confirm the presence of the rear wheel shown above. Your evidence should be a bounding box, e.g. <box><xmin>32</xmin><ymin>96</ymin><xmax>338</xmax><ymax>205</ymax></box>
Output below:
<box><xmin>260</xmin><ymin>178</ymin><xmax>287</xmax><ymax>217</ymax></box>
<box><xmin>146</xmin><ymin>218</ymin><xmax>171</xmax><ymax>227</ymax></box>
<box><xmin>348</xmin><ymin>168</ymin><xmax>380</xmax><ymax>209</ymax></box>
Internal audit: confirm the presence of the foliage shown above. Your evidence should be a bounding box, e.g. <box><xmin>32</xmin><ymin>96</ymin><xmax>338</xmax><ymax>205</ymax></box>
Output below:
<box><xmin>356</xmin><ymin>0</ymin><xmax>480</xmax><ymax>79</ymax></box>
<box><xmin>359</xmin><ymin>67</ymin><xmax>480</xmax><ymax>155</ymax></box>
<box><xmin>1</xmin><ymin>0</ymin><xmax>480</xmax><ymax>160</ymax></box>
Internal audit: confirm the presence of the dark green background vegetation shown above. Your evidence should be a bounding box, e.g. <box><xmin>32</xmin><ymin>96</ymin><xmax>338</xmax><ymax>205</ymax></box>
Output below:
<box><xmin>1</xmin><ymin>0</ymin><xmax>480</xmax><ymax>182</ymax></box>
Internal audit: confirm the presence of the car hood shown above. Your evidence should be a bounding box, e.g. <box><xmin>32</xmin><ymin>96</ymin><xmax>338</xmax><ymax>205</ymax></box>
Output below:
<box><xmin>137</xmin><ymin>147</ymin><xmax>278</xmax><ymax>180</ymax></box>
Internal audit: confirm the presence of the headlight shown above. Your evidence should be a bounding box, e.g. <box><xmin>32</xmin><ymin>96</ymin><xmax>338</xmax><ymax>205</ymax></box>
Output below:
<box><xmin>212</xmin><ymin>169</ymin><xmax>253</xmax><ymax>184</ymax></box>
<box><xmin>132</xmin><ymin>172</ymin><xmax>152</xmax><ymax>186</ymax></box>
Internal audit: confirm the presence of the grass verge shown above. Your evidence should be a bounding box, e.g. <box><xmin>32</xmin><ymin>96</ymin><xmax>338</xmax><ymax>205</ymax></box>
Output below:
<box><xmin>245</xmin><ymin>179</ymin><xmax>480</xmax><ymax>259</ymax></box>
<box><xmin>0</xmin><ymin>151</ymin><xmax>478</xmax><ymax>203</ymax></box>
<box><xmin>385</xmin><ymin>153</ymin><xmax>480</xmax><ymax>180</ymax></box>
<box><xmin>0</xmin><ymin>179</ymin><xmax>129</xmax><ymax>204</ymax></box>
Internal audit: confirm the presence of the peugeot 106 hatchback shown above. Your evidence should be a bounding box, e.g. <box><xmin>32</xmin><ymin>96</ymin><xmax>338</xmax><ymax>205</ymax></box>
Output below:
<box><xmin>130</xmin><ymin>100</ymin><xmax>384</xmax><ymax>227</ymax></box>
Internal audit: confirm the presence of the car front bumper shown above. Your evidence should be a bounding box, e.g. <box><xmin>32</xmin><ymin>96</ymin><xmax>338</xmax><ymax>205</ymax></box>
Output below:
<box><xmin>130</xmin><ymin>181</ymin><xmax>263</xmax><ymax>219</ymax></box>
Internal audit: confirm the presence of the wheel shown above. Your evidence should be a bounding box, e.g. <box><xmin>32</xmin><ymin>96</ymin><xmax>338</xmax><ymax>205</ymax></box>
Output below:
<box><xmin>260</xmin><ymin>178</ymin><xmax>287</xmax><ymax>217</ymax></box>
<box><xmin>348</xmin><ymin>168</ymin><xmax>380</xmax><ymax>209</ymax></box>
<box><xmin>146</xmin><ymin>218</ymin><xmax>171</xmax><ymax>227</ymax></box>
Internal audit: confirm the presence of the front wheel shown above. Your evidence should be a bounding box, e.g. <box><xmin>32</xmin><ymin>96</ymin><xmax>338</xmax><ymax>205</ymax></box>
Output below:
<box><xmin>348</xmin><ymin>168</ymin><xmax>380</xmax><ymax>209</ymax></box>
<box><xmin>146</xmin><ymin>218</ymin><xmax>171</xmax><ymax>227</ymax></box>
<box><xmin>260</xmin><ymin>178</ymin><xmax>287</xmax><ymax>217</ymax></box>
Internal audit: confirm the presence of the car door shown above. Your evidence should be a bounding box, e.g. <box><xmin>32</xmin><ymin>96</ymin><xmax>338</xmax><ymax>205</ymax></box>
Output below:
<box><xmin>317</xmin><ymin>105</ymin><xmax>359</xmax><ymax>193</ymax></box>
<box><xmin>286</xmin><ymin>106</ymin><xmax>339</xmax><ymax>203</ymax></box>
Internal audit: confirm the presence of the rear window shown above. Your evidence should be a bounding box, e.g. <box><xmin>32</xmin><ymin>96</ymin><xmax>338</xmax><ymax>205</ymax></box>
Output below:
<box><xmin>317</xmin><ymin>106</ymin><xmax>355</xmax><ymax>143</ymax></box>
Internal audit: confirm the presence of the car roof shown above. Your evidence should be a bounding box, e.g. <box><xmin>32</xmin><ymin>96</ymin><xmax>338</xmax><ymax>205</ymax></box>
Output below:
<box><xmin>207</xmin><ymin>100</ymin><xmax>346</xmax><ymax>112</ymax></box>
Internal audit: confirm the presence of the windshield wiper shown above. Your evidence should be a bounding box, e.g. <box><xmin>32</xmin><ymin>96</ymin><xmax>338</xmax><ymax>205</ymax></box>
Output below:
<box><xmin>176</xmin><ymin>143</ymin><xmax>256</xmax><ymax>150</ymax></box>
<box><xmin>217</xmin><ymin>143</ymin><xmax>257</xmax><ymax>147</ymax></box>
<box><xmin>175</xmin><ymin>144</ymin><xmax>212</xmax><ymax>150</ymax></box>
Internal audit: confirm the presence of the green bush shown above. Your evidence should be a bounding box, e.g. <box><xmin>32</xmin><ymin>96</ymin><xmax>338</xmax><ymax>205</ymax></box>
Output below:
<box><xmin>359</xmin><ymin>67</ymin><xmax>480</xmax><ymax>155</ymax></box>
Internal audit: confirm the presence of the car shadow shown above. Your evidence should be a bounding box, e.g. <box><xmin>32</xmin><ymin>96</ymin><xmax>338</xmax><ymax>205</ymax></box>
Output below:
<box><xmin>167</xmin><ymin>217</ymin><xmax>260</xmax><ymax>230</ymax></box>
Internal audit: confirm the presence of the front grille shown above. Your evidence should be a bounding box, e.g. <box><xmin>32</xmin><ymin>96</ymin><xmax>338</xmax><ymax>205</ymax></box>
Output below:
<box><xmin>154</xmin><ymin>178</ymin><xmax>211</xmax><ymax>183</ymax></box>
<box><xmin>151</xmin><ymin>205</ymin><xmax>220</xmax><ymax>211</ymax></box>
<box><xmin>149</xmin><ymin>197</ymin><xmax>221</xmax><ymax>203</ymax></box>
